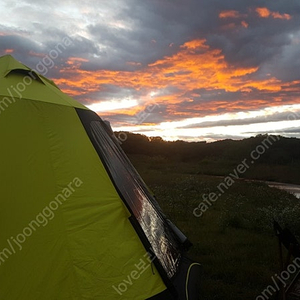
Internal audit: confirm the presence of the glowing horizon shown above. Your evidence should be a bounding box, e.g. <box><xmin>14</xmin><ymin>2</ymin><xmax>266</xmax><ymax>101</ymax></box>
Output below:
<box><xmin>110</xmin><ymin>104</ymin><xmax>300</xmax><ymax>142</ymax></box>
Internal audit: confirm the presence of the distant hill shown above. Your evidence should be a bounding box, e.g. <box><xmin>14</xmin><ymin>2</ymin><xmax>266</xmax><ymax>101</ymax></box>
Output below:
<box><xmin>116</xmin><ymin>132</ymin><xmax>300</xmax><ymax>184</ymax></box>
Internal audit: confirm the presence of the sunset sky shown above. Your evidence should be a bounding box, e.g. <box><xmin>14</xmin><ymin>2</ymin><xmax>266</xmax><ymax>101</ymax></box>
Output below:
<box><xmin>1</xmin><ymin>0</ymin><xmax>300</xmax><ymax>141</ymax></box>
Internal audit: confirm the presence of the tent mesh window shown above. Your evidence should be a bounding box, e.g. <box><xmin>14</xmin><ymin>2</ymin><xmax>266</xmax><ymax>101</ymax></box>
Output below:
<box><xmin>88</xmin><ymin>119</ymin><xmax>181</xmax><ymax>278</ymax></box>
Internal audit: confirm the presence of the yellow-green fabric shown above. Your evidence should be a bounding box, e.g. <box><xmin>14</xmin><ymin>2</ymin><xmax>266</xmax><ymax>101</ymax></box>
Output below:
<box><xmin>0</xmin><ymin>55</ymin><xmax>166</xmax><ymax>299</ymax></box>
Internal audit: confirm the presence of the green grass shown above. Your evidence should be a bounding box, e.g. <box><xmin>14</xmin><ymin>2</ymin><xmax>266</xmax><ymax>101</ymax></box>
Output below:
<box><xmin>128</xmin><ymin>154</ymin><xmax>300</xmax><ymax>300</ymax></box>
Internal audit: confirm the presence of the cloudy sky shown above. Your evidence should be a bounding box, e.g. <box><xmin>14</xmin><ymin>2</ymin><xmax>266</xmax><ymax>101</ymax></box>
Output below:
<box><xmin>1</xmin><ymin>0</ymin><xmax>300</xmax><ymax>141</ymax></box>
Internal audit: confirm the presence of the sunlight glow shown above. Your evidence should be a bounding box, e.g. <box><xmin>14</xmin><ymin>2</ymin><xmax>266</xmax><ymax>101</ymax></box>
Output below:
<box><xmin>111</xmin><ymin>104</ymin><xmax>300</xmax><ymax>142</ymax></box>
<box><xmin>87</xmin><ymin>99</ymin><xmax>138</xmax><ymax>112</ymax></box>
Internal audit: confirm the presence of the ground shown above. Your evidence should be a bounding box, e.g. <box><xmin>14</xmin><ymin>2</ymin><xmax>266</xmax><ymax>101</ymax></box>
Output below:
<box><xmin>128</xmin><ymin>154</ymin><xmax>300</xmax><ymax>300</ymax></box>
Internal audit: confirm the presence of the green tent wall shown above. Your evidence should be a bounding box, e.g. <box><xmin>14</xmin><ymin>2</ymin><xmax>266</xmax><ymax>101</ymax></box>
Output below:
<box><xmin>0</xmin><ymin>55</ymin><xmax>201</xmax><ymax>300</ymax></box>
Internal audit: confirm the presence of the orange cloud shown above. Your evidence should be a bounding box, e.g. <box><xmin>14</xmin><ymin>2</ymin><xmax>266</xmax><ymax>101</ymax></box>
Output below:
<box><xmin>281</xmin><ymin>80</ymin><xmax>300</xmax><ymax>92</ymax></box>
<box><xmin>256</xmin><ymin>7</ymin><xmax>270</xmax><ymax>18</ymax></box>
<box><xmin>256</xmin><ymin>7</ymin><xmax>292</xmax><ymax>20</ymax></box>
<box><xmin>68</xmin><ymin>57</ymin><xmax>89</xmax><ymax>63</ymax></box>
<box><xmin>219</xmin><ymin>10</ymin><xmax>242</xmax><ymax>18</ymax></box>
<box><xmin>148</xmin><ymin>39</ymin><xmax>281</xmax><ymax>93</ymax></box>
<box><xmin>54</xmin><ymin>38</ymin><xmax>289</xmax><ymax>118</ymax></box>
<box><xmin>272</xmin><ymin>12</ymin><xmax>292</xmax><ymax>20</ymax></box>
<box><xmin>241</xmin><ymin>21</ymin><xmax>248</xmax><ymax>28</ymax></box>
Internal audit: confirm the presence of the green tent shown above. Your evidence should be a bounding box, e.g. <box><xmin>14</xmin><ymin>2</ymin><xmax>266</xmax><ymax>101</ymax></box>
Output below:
<box><xmin>0</xmin><ymin>55</ymin><xmax>200</xmax><ymax>299</ymax></box>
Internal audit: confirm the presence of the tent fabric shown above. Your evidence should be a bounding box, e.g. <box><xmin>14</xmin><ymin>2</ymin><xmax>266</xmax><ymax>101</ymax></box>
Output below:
<box><xmin>0</xmin><ymin>96</ymin><xmax>166</xmax><ymax>299</ymax></box>
<box><xmin>0</xmin><ymin>55</ymin><xmax>201</xmax><ymax>299</ymax></box>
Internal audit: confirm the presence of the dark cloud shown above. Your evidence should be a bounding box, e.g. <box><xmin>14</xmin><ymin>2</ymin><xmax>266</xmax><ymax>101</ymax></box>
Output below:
<box><xmin>2</xmin><ymin>0</ymin><xmax>300</xmax><ymax>80</ymax></box>
<box><xmin>0</xmin><ymin>35</ymin><xmax>37</xmax><ymax>55</ymax></box>
<box><xmin>75</xmin><ymin>84</ymin><xmax>137</xmax><ymax>105</ymax></box>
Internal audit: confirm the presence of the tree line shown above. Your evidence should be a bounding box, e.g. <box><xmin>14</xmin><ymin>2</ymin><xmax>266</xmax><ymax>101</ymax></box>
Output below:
<box><xmin>117</xmin><ymin>132</ymin><xmax>300</xmax><ymax>166</ymax></box>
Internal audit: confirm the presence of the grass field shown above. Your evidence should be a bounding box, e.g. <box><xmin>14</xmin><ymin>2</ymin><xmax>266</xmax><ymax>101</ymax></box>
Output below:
<box><xmin>128</xmin><ymin>154</ymin><xmax>300</xmax><ymax>300</ymax></box>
